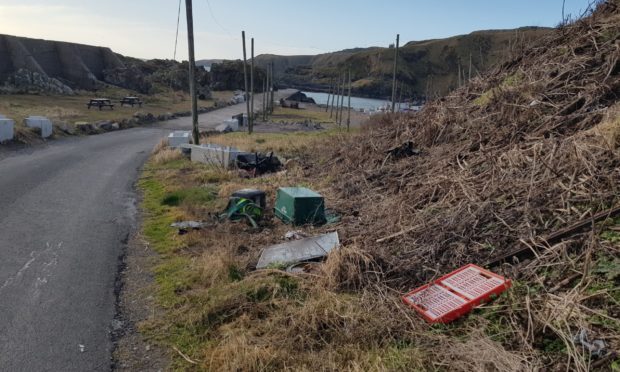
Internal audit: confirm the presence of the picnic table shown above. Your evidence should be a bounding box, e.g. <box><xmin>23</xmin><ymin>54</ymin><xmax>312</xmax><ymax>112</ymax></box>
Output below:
<box><xmin>87</xmin><ymin>98</ymin><xmax>114</xmax><ymax>110</ymax></box>
<box><xmin>120</xmin><ymin>96</ymin><xmax>143</xmax><ymax>107</ymax></box>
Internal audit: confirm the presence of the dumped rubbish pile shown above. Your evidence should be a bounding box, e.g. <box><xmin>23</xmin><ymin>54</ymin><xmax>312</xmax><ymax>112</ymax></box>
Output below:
<box><xmin>185</xmin><ymin>142</ymin><xmax>283</xmax><ymax>175</ymax></box>
<box><xmin>236</xmin><ymin>152</ymin><xmax>282</xmax><ymax>175</ymax></box>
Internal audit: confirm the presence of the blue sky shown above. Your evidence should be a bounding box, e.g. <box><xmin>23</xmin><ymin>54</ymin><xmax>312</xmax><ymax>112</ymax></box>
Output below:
<box><xmin>0</xmin><ymin>0</ymin><xmax>596</xmax><ymax>60</ymax></box>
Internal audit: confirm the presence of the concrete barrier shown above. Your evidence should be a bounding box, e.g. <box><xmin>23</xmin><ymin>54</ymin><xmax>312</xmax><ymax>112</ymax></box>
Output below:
<box><xmin>25</xmin><ymin>116</ymin><xmax>53</xmax><ymax>138</ymax></box>
<box><xmin>189</xmin><ymin>144</ymin><xmax>243</xmax><ymax>168</ymax></box>
<box><xmin>0</xmin><ymin>117</ymin><xmax>15</xmax><ymax>142</ymax></box>
<box><xmin>223</xmin><ymin>119</ymin><xmax>239</xmax><ymax>131</ymax></box>
<box><xmin>167</xmin><ymin>131</ymin><xmax>191</xmax><ymax>148</ymax></box>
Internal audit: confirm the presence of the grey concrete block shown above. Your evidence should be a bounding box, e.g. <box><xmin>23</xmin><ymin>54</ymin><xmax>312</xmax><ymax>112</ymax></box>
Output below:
<box><xmin>25</xmin><ymin>116</ymin><xmax>53</xmax><ymax>138</ymax></box>
<box><xmin>0</xmin><ymin>118</ymin><xmax>15</xmax><ymax>142</ymax></box>
<box><xmin>168</xmin><ymin>131</ymin><xmax>191</xmax><ymax>148</ymax></box>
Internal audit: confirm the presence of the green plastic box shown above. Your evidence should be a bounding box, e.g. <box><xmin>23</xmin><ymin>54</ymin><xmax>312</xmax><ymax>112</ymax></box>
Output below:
<box><xmin>274</xmin><ymin>187</ymin><xmax>326</xmax><ymax>225</ymax></box>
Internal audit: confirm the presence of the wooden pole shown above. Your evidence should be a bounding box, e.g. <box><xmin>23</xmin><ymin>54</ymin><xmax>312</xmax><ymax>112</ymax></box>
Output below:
<box><xmin>269</xmin><ymin>62</ymin><xmax>275</xmax><ymax>113</ymax></box>
<box><xmin>265</xmin><ymin>61</ymin><xmax>270</xmax><ymax>118</ymax></box>
<box><xmin>185</xmin><ymin>0</ymin><xmax>200</xmax><ymax>144</ymax></box>
<box><xmin>468</xmin><ymin>53</ymin><xmax>472</xmax><ymax>81</ymax></box>
<box><xmin>391</xmin><ymin>34</ymin><xmax>399</xmax><ymax>113</ymax></box>
<box><xmin>242</xmin><ymin>31</ymin><xmax>251</xmax><ymax>133</ymax></box>
<box><xmin>329</xmin><ymin>76</ymin><xmax>337</xmax><ymax>118</ymax></box>
<box><xmin>250</xmin><ymin>37</ymin><xmax>254</xmax><ymax>133</ymax></box>
<box><xmin>346</xmin><ymin>67</ymin><xmax>351</xmax><ymax>131</ymax></box>
<box><xmin>339</xmin><ymin>73</ymin><xmax>346</xmax><ymax>125</ymax></box>
<box><xmin>261</xmin><ymin>77</ymin><xmax>266</xmax><ymax>121</ymax></box>
<box><xmin>325</xmin><ymin>78</ymin><xmax>332</xmax><ymax>112</ymax></box>
<box><xmin>336</xmin><ymin>73</ymin><xmax>343</xmax><ymax>124</ymax></box>
<box><xmin>398</xmin><ymin>81</ymin><xmax>403</xmax><ymax>112</ymax></box>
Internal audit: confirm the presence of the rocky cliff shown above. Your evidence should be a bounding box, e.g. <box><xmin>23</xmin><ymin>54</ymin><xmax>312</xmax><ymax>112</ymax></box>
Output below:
<box><xmin>0</xmin><ymin>34</ymin><xmax>213</xmax><ymax>97</ymax></box>
<box><xmin>0</xmin><ymin>34</ymin><xmax>127</xmax><ymax>94</ymax></box>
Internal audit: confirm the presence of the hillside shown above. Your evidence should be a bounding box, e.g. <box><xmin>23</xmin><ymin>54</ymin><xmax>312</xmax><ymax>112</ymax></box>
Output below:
<box><xmin>0</xmin><ymin>34</ymin><xmax>210</xmax><ymax>96</ymax></box>
<box><xmin>255</xmin><ymin>27</ymin><xmax>551</xmax><ymax>98</ymax></box>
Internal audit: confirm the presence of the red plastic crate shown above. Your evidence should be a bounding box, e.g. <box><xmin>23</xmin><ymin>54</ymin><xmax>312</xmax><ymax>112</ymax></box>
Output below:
<box><xmin>402</xmin><ymin>264</ymin><xmax>511</xmax><ymax>323</ymax></box>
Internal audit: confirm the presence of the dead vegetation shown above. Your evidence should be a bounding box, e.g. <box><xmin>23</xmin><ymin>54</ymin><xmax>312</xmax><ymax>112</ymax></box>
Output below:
<box><xmin>302</xmin><ymin>1</ymin><xmax>620</xmax><ymax>369</ymax></box>
<box><xmin>136</xmin><ymin>2</ymin><xmax>619</xmax><ymax>371</ymax></box>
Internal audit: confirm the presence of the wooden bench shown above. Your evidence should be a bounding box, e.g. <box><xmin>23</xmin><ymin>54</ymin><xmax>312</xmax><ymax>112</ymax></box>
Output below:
<box><xmin>87</xmin><ymin>99</ymin><xmax>114</xmax><ymax>110</ymax></box>
<box><xmin>120</xmin><ymin>97</ymin><xmax>143</xmax><ymax>107</ymax></box>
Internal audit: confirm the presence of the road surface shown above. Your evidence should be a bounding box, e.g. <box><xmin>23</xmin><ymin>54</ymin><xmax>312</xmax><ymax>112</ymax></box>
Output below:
<box><xmin>0</xmin><ymin>90</ymin><xmax>293</xmax><ymax>371</ymax></box>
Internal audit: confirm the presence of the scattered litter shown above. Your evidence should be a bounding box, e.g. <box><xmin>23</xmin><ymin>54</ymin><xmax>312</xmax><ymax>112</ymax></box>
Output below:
<box><xmin>231</xmin><ymin>189</ymin><xmax>266</xmax><ymax>210</ymax></box>
<box><xmin>574</xmin><ymin>329</ymin><xmax>607</xmax><ymax>357</ymax></box>
<box><xmin>78</xmin><ymin>344</ymin><xmax>85</xmax><ymax>353</ymax></box>
<box><xmin>274</xmin><ymin>187</ymin><xmax>326</xmax><ymax>225</ymax></box>
<box><xmin>324</xmin><ymin>209</ymin><xmax>341</xmax><ymax>225</ymax></box>
<box><xmin>171</xmin><ymin>221</ymin><xmax>207</xmax><ymax>234</ymax></box>
<box><xmin>286</xmin><ymin>262</ymin><xmax>322</xmax><ymax>275</ymax></box>
<box><xmin>256</xmin><ymin>231</ymin><xmax>339</xmax><ymax>269</ymax></box>
<box><xmin>386</xmin><ymin>141</ymin><xmax>420</xmax><ymax>159</ymax></box>
<box><xmin>402</xmin><ymin>264</ymin><xmax>511</xmax><ymax>323</ymax></box>
<box><xmin>284</xmin><ymin>230</ymin><xmax>308</xmax><ymax>240</ymax></box>
<box><xmin>111</xmin><ymin>319</ymin><xmax>124</xmax><ymax>331</ymax></box>
<box><xmin>236</xmin><ymin>152</ymin><xmax>282</xmax><ymax>175</ymax></box>
<box><xmin>221</xmin><ymin>193</ymin><xmax>263</xmax><ymax>228</ymax></box>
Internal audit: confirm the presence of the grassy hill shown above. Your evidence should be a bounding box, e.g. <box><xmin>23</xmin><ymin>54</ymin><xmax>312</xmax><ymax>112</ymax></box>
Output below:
<box><xmin>255</xmin><ymin>27</ymin><xmax>551</xmax><ymax>99</ymax></box>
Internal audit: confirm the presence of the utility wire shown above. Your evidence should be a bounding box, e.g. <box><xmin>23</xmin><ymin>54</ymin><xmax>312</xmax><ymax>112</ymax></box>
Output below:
<box><xmin>173</xmin><ymin>0</ymin><xmax>182</xmax><ymax>60</ymax></box>
<box><xmin>205</xmin><ymin>0</ymin><xmax>233</xmax><ymax>37</ymax></box>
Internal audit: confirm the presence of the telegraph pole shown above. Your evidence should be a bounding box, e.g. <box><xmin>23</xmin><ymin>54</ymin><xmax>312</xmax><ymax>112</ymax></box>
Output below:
<box><xmin>338</xmin><ymin>73</ymin><xmax>346</xmax><ymax>125</ymax></box>
<box><xmin>185</xmin><ymin>0</ymin><xmax>200</xmax><ymax>144</ymax></box>
<box><xmin>346</xmin><ymin>67</ymin><xmax>351</xmax><ymax>131</ymax></box>
<box><xmin>329</xmin><ymin>76</ymin><xmax>337</xmax><ymax>118</ymax></box>
<box><xmin>391</xmin><ymin>34</ymin><xmax>399</xmax><ymax>113</ymax></box>
<box><xmin>269</xmin><ymin>62</ymin><xmax>275</xmax><ymax>114</ymax></box>
<box><xmin>250</xmin><ymin>38</ymin><xmax>255</xmax><ymax>134</ymax></box>
<box><xmin>242</xmin><ymin>31</ymin><xmax>251</xmax><ymax>133</ymax></box>
<box><xmin>262</xmin><ymin>77</ymin><xmax>266</xmax><ymax>121</ymax></box>
<box><xmin>325</xmin><ymin>78</ymin><xmax>333</xmax><ymax>113</ymax></box>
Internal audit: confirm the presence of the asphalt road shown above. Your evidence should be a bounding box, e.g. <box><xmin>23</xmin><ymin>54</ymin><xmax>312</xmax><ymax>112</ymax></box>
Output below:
<box><xmin>0</xmin><ymin>91</ymin><xmax>295</xmax><ymax>371</ymax></box>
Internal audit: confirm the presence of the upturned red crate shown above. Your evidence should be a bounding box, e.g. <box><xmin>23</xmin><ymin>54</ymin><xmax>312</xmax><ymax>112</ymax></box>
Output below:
<box><xmin>402</xmin><ymin>264</ymin><xmax>511</xmax><ymax>323</ymax></box>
